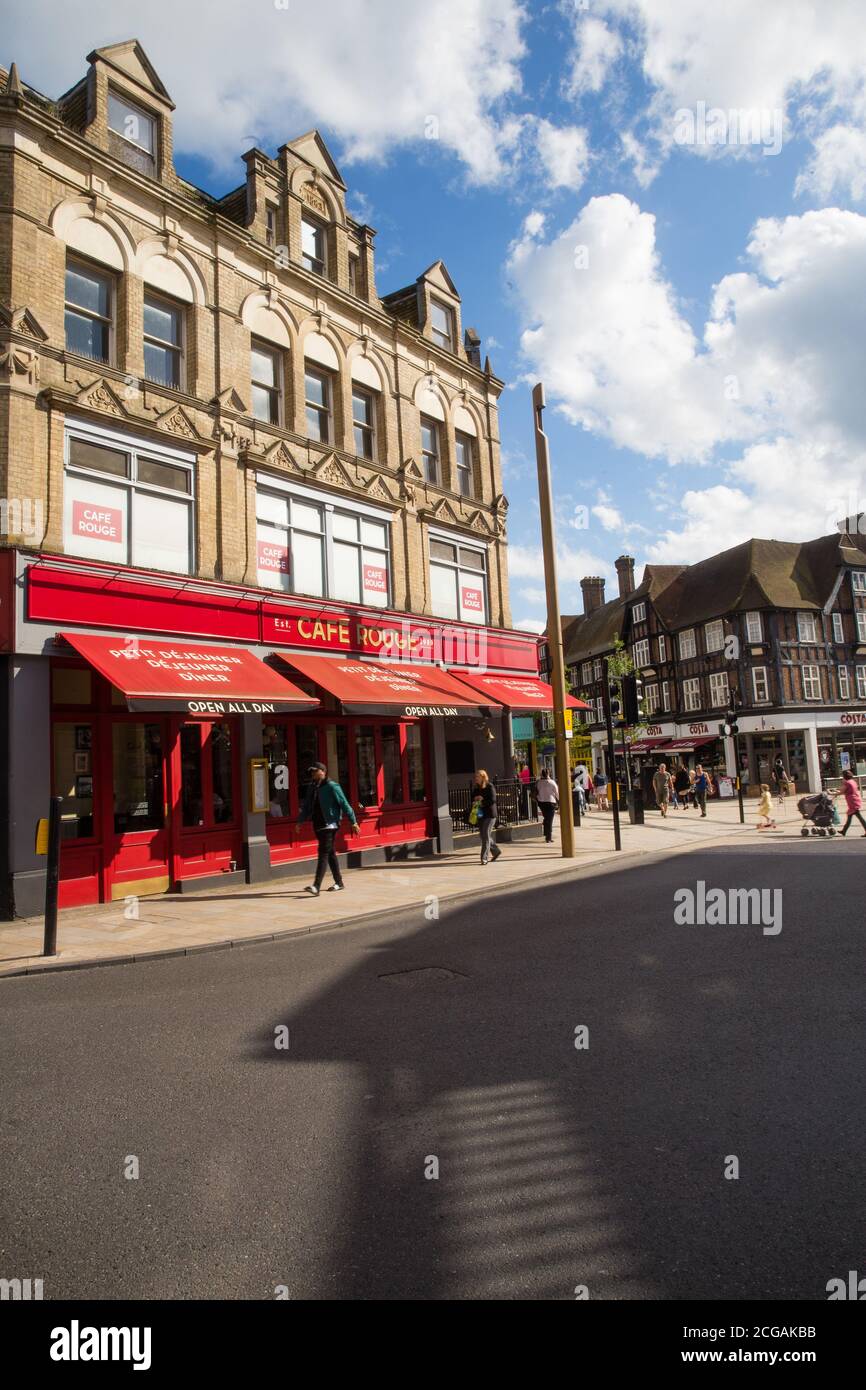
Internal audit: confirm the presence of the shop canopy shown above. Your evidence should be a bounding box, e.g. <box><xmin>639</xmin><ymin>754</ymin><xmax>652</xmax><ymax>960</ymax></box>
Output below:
<box><xmin>276</xmin><ymin>652</ymin><xmax>502</xmax><ymax>717</ymax></box>
<box><xmin>627</xmin><ymin>736</ymin><xmax>673</xmax><ymax>754</ymax></box>
<box><xmin>448</xmin><ymin>670</ymin><xmax>590</xmax><ymax>712</ymax></box>
<box><xmin>665</xmin><ymin>735</ymin><xmax>717</xmax><ymax>753</ymax></box>
<box><xmin>58</xmin><ymin>632</ymin><xmax>319</xmax><ymax>715</ymax></box>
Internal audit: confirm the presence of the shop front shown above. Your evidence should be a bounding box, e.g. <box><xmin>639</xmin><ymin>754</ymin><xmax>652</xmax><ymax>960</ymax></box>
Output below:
<box><xmin>2</xmin><ymin>550</ymin><xmax>541</xmax><ymax>917</ymax></box>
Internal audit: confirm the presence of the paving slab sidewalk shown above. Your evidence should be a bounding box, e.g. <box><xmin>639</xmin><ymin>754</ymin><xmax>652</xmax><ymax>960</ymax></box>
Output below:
<box><xmin>0</xmin><ymin>800</ymin><xmax>798</xmax><ymax>977</ymax></box>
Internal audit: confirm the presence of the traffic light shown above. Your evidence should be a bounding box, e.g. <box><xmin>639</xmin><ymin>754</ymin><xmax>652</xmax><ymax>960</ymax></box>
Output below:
<box><xmin>622</xmin><ymin>672</ymin><xmax>644</xmax><ymax>726</ymax></box>
<box><xmin>721</xmin><ymin>707</ymin><xmax>739</xmax><ymax>738</ymax></box>
<box><xmin>609</xmin><ymin>682</ymin><xmax>621</xmax><ymax>718</ymax></box>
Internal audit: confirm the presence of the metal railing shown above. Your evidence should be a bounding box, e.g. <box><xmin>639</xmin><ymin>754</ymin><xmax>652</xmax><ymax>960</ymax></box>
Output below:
<box><xmin>449</xmin><ymin>777</ymin><xmax>537</xmax><ymax>829</ymax></box>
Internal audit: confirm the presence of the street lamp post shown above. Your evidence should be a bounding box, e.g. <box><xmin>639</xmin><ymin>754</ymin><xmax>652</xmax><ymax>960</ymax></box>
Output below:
<box><xmin>532</xmin><ymin>383</ymin><xmax>575</xmax><ymax>859</ymax></box>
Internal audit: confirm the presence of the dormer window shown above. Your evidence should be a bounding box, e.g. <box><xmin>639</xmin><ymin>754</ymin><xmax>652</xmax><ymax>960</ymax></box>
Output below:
<box><xmin>430</xmin><ymin>299</ymin><xmax>453</xmax><ymax>350</ymax></box>
<box><xmin>107</xmin><ymin>90</ymin><xmax>156</xmax><ymax>174</ymax></box>
<box><xmin>301</xmin><ymin>215</ymin><xmax>326</xmax><ymax>276</ymax></box>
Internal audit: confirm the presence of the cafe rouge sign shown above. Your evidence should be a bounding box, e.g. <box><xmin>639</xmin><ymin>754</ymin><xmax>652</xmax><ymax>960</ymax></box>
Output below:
<box><xmin>259</xmin><ymin>605</ymin><xmax>532</xmax><ymax>670</ymax></box>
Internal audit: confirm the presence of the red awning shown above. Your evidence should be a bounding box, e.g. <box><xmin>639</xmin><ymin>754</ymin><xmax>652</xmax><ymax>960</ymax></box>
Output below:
<box><xmin>59</xmin><ymin>632</ymin><xmax>319</xmax><ymax>714</ymax></box>
<box><xmin>627</xmin><ymin>736</ymin><xmax>673</xmax><ymax>754</ymax></box>
<box><xmin>666</xmin><ymin>735</ymin><xmax>717</xmax><ymax>752</ymax></box>
<box><xmin>448</xmin><ymin>670</ymin><xmax>590</xmax><ymax>711</ymax></box>
<box><xmin>276</xmin><ymin>652</ymin><xmax>502</xmax><ymax>716</ymax></box>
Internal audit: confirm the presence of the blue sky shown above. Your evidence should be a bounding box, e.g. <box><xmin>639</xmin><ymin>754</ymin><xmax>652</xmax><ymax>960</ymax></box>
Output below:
<box><xmin>8</xmin><ymin>0</ymin><xmax>866</xmax><ymax>631</ymax></box>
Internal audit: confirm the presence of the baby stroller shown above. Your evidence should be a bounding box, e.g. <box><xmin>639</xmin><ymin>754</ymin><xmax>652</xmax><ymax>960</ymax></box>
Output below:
<box><xmin>797</xmin><ymin>791</ymin><xmax>837</xmax><ymax>836</ymax></box>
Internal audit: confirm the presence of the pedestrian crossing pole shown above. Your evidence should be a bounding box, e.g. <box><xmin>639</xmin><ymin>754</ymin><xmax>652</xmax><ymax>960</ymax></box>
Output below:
<box><xmin>532</xmin><ymin>382</ymin><xmax>575</xmax><ymax>858</ymax></box>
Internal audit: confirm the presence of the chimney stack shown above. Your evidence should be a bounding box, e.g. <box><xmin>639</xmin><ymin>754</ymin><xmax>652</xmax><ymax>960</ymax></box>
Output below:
<box><xmin>581</xmin><ymin>576</ymin><xmax>605</xmax><ymax>615</ymax></box>
<box><xmin>615</xmin><ymin>554</ymin><xmax>636</xmax><ymax>598</ymax></box>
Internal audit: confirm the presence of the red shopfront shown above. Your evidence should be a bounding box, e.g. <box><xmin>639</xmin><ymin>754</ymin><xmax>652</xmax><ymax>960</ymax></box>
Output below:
<box><xmin>12</xmin><ymin>554</ymin><xmax>542</xmax><ymax>914</ymax></box>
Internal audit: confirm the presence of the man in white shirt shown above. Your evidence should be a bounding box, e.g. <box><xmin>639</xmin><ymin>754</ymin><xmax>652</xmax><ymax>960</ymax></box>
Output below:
<box><xmin>536</xmin><ymin>768</ymin><xmax>559</xmax><ymax>843</ymax></box>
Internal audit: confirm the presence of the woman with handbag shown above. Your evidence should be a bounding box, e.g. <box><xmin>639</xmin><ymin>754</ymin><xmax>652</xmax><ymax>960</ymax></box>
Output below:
<box><xmin>470</xmin><ymin>769</ymin><xmax>501</xmax><ymax>865</ymax></box>
<box><xmin>536</xmin><ymin>768</ymin><xmax>559</xmax><ymax>843</ymax></box>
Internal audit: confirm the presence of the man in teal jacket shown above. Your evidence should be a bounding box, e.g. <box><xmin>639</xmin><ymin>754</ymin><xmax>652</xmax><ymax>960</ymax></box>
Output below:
<box><xmin>297</xmin><ymin>761</ymin><xmax>359</xmax><ymax>896</ymax></box>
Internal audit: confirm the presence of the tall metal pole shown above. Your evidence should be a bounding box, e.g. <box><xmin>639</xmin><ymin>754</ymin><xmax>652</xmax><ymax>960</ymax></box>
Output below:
<box><xmin>602</xmin><ymin>658</ymin><xmax>623</xmax><ymax>851</ymax></box>
<box><xmin>43</xmin><ymin>796</ymin><xmax>61</xmax><ymax>957</ymax></box>
<box><xmin>532</xmin><ymin>383</ymin><xmax>575</xmax><ymax>858</ymax></box>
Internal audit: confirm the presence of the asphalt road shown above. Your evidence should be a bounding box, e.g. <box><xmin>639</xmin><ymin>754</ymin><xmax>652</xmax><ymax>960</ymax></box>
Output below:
<box><xmin>2</xmin><ymin>839</ymin><xmax>864</xmax><ymax>1301</ymax></box>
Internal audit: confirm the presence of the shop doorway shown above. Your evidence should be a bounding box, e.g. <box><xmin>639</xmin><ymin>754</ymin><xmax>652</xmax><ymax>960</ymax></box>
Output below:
<box><xmin>105</xmin><ymin>716</ymin><xmax>170</xmax><ymax>900</ymax></box>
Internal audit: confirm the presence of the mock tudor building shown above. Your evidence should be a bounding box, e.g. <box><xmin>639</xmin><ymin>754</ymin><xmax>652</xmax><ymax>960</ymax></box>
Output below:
<box><xmin>0</xmin><ymin>40</ymin><xmax>560</xmax><ymax>918</ymax></box>
<box><xmin>563</xmin><ymin>530</ymin><xmax>866</xmax><ymax>794</ymax></box>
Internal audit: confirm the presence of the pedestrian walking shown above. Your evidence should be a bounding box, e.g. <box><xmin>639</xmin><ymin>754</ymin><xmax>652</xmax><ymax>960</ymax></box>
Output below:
<box><xmin>536</xmin><ymin>768</ymin><xmax>560</xmax><ymax>842</ymax></box>
<box><xmin>835</xmin><ymin>769</ymin><xmax>866</xmax><ymax>837</ymax></box>
<box><xmin>693</xmin><ymin>764</ymin><xmax>710</xmax><ymax>817</ymax></box>
<box><xmin>652</xmin><ymin>762</ymin><xmax>672</xmax><ymax>817</ymax></box>
<box><xmin>674</xmin><ymin>762</ymin><xmax>691</xmax><ymax>810</ymax></box>
<box><xmin>297</xmin><ymin>761</ymin><xmax>359</xmax><ymax>895</ymax></box>
<box><xmin>571</xmin><ymin>763</ymin><xmax>587</xmax><ymax>817</ymax></box>
<box><xmin>593</xmin><ymin>766</ymin><xmax>608</xmax><ymax>811</ymax></box>
<box><xmin>756</xmin><ymin>783</ymin><xmax>777</xmax><ymax>830</ymax></box>
<box><xmin>771</xmin><ymin>755</ymin><xmax>791</xmax><ymax>807</ymax></box>
<box><xmin>470</xmin><ymin>768</ymin><xmax>501</xmax><ymax>864</ymax></box>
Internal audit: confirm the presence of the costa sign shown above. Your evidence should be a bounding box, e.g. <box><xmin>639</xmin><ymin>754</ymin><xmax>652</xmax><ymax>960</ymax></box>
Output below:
<box><xmin>840</xmin><ymin>712</ymin><xmax>866</xmax><ymax>724</ymax></box>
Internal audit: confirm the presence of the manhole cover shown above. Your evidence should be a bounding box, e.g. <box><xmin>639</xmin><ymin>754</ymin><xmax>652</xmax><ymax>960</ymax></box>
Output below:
<box><xmin>378</xmin><ymin>966</ymin><xmax>464</xmax><ymax>986</ymax></box>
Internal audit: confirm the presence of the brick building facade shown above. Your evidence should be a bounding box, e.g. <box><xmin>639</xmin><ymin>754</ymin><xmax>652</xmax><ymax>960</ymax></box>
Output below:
<box><xmin>0</xmin><ymin>40</ymin><xmax>547</xmax><ymax>917</ymax></box>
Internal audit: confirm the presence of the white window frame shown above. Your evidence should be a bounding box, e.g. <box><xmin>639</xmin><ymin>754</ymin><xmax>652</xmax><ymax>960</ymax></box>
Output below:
<box><xmin>455</xmin><ymin>431</ymin><xmax>474</xmax><ymax>498</ymax></box>
<box><xmin>709</xmin><ymin>670</ymin><xmax>730</xmax><ymax>707</ymax></box>
<box><xmin>852</xmin><ymin>571</ymin><xmax>866</xmax><ymax>593</ymax></box>
<box><xmin>421</xmin><ymin>415</ymin><xmax>441</xmax><ymax>486</ymax></box>
<box><xmin>705</xmin><ymin>619</ymin><xmax>725</xmax><ymax>654</ymax></box>
<box><xmin>254</xmin><ymin>474</ymin><xmax>392</xmax><ymax>605</ymax></box>
<box><xmin>63</xmin><ymin>418</ymin><xmax>195</xmax><ymax>574</ymax></box>
<box><xmin>301</xmin><ymin>214</ymin><xmax>327</xmax><ymax>277</ymax></box>
<box><xmin>581</xmin><ymin>661</ymin><xmax>592</xmax><ymax>685</ymax></box>
<box><xmin>107</xmin><ymin>89</ymin><xmax>156</xmax><ymax>156</ymax></box>
<box><xmin>429</xmin><ymin>298</ymin><xmax>454</xmax><ymax>350</ymax></box>
<box><xmin>632</xmin><ymin>638</ymin><xmax>650</xmax><ymax>669</ymax></box>
<box><xmin>662</xmin><ymin>680</ymin><xmax>671</xmax><ymax>712</ymax></box>
<box><xmin>745</xmin><ymin>610</ymin><xmax>763</xmax><ymax>643</ymax></box>
<box><xmin>802</xmin><ymin>664</ymin><xmax>821</xmax><ymax>700</ymax></box>
<box><xmin>593</xmin><ymin>659</ymin><xmax>603</xmax><ymax>682</ymax></box>
<box><xmin>645</xmin><ymin>683</ymin><xmax>659</xmax><ymax>715</ymax></box>
<box><xmin>65</xmin><ymin>256</ymin><xmax>114</xmax><ymax>365</ymax></box>
<box><xmin>679</xmin><ymin>628</ymin><xmax>696</xmax><ymax>660</ymax></box>
<box><xmin>752</xmin><ymin>666</ymin><xmax>770</xmax><ymax>703</ymax></box>
<box><xmin>657</xmin><ymin>634</ymin><xmax>667</xmax><ymax>664</ymax></box>
<box><xmin>833</xmin><ymin>612</ymin><xmax>844</xmax><ymax>643</ymax></box>
<box><xmin>838</xmin><ymin>665</ymin><xmax>850</xmax><ymax>700</ymax></box>
<box><xmin>250</xmin><ymin>338</ymin><xmax>283</xmax><ymax>426</ymax></box>
<box><xmin>143</xmin><ymin>290</ymin><xmax>184</xmax><ymax>391</ymax></box>
<box><xmin>428</xmin><ymin>525</ymin><xmax>488</xmax><ymax>625</ymax></box>
<box><xmin>797</xmin><ymin>612</ymin><xmax>818</xmax><ymax>643</ymax></box>
<box><xmin>683</xmin><ymin>677</ymin><xmax>701</xmax><ymax>712</ymax></box>
<box><xmin>857</xmin><ymin>612</ymin><xmax>866</xmax><ymax>643</ymax></box>
<box><xmin>304</xmin><ymin>365</ymin><xmax>332</xmax><ymax>444</ymax></box>
<box><xmin>351</xmin><ymin>384</ymin><xmax>377</xmax><ymax>461</ymax></box>
<box><xmin>631</xmin><ymin>601</ymin><xmax>646</xmax><ymax>624</ymax></box>
<box><xmin>857</xmin><ymin>665</ymin><xmax>866</xmax><ymax>700</ymax></box>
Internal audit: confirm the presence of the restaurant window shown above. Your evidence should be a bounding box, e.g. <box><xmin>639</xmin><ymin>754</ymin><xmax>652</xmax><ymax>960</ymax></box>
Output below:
<box><xmin>838</xmin><ymin>665</ymin><xmax>850</xmax><ymax>700</ymax></box>
<box><xmin>455</xmin><ymin>431</ymin><xmax>474</xmax><ymax>497</ymax></box>
<box><xmin>301</xmin><ymin>215</ymin><xmax>326</xmax><ymax>276</ymax></box>
<box><xmin>746</xmin><ymin>611</ymin><xmax>763</xmax><ymax>643</ymax></box>
<box><xmin>381</xmin><ymin>725</ymin><xmax>403</xmax><ymax>803</ymax></box>
<box><xmin>64</xmin><ymin>426</ymin><xmax>194</xmax><ymax>574</ymax></box>
<box><xmin>181</xmin><ymin>724</ymin><xmax>204</xmax><ymax>827</ymax></box>
<box><xmin>352</xmin><ymin>385</ymin><xmax>376</xmax><ymax>459</ymax></box>
<box><xmin>255</xmin><ymin>484</ymin><xmax>391</xmax><ymax>604</ymax></box>
<box><xmin>65</xmin><ymin>258</ymin><xmax>113</xmax><ymax>364</ymax></box>
<box><xmin>679</xmin><ymin>629</ymin><xmax>696</xmax><ymax>660</ymax></box>
<box><xmin>421</xmin><ymin>416</ymin><xmax>440</xmax><ymax>486</ymax></box>
<box><xmin>709</xmin><ymin>670</ymin><xmax>730</xmax><ymax>707</ymax></box>
<box><xmin>53</xmin><ymin>722</ymin><xmax>95</xmax><ymax>840</ymax></box>
<box><xmin>446</xmin><ymin>739</ymin><xmax>475</xmax><ymax>776</ymax></box>
<box><xmin>263</xmin><ymin>723</ymin><xmax>290</xmax><ymax>818</ymax></box>
<box><xmin>325</xmin><ymin>724</ymin><xmax>350</xmax><ymax>795</ymax></box>
<box><xmin>296</xmin><ymin>724</ymin><xmax>320</xmax><ymax>813</ymax></box>
<box><xmin>752</xmin><ymin>666</ymin><xmax>770</xmax><ymax>703</ymax></box>
<box><xmin>833</xmin><ymin>612</ymin><xmax>845</xmax><ymax>643</ymax></box>
<box><xmin>211</xmin><ymin>723</ymin><xmax>235</xmax><ymax>823</ymax></box>
<box><xmin>802</xmin><ymin>664</ymin><xmax>821</xmax><ymax>699</ymax></box>
<box><xmin>113</xmin><ymin>722</ymin><xmax>164</xmax><ymax>833</ymax></box>
<box><xmin>430</xmin><ymin>299</ymin><xmax>453</xmax><ymax>350</ymax></box>
<box><xmin>797</xmin><ymin>612</ymin><xmax>818</xmax><ymax>643</ymax></box>
<box><xmin>305</xmin><ymin>366</ymin><xmax>331</xmax><ymax>443</ymax></box>
<box><xmin>429</xmin><ymin>532</ymin><xmax>488</xmax><ymax>624</ymax></box>
<box><xmin>144</xmin><ymin>292</ymin><xmax>184</xmax><ymax>390</ymax></box>
<box><xmin>355</xmin><ymin>725</ymin><xmax>378</xmax><ymax>807</ymax></box>
<box><xmin>683</xmin><ymin>677</ymin><xmax>701</xmax><ymax>711</ymax></box>
<box><xmin>406</xmin><ymin>724</ymin><xmax>426</xmax><ymax>802</ymax></box>
<box><xmin>251</xmin><ymin>339</ymin><xmax>283</xmax><ymax>425</ymax></box>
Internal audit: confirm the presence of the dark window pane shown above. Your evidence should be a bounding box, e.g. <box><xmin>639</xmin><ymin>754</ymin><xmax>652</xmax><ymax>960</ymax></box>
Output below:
<box><xmin>296</xmin><ymin>724</ymin><xmax>320</xmax><ymax>812</ymax></box>
<box><xmin>252</xmin><ymin>383</ymin><xmax>279</xmax><ymax>424</ymax></box>
<box><xmin>144</xmin><ymin>341</ymin><xmax>180</xmax><ymax>388</ymax></box>
<box><xmin>429</xmin><ymin>539</ymin><xmax>456</xmax><ymax>563</ymax></box>
<box><xmin>68</xmin><ymin>437</ymin><xmax>128</xmax><ymax>476</ymax></box>
<box><xmin>136</xmin><ymin>457</ymin><xmax>190</xmax><ymax>492</ymax></box>
<box><xmin>459</xmin><ymin>547</ymin><xmax>485</xmax><ymax>571</ymax></box>
<box><xmin>112</xmin><ymin>721</ymin><xmax>164</xmax><ymax>833</ymax></box>
<box><xmin>181</xmin><ymin>724</ymin><xmax>203</xmax><ymax>827</ymax></box>
<box><xmin>305</xmin><ymin>370</ymin><xmax>326</xmax><ymax>407</ymax></box>
<box><xmin>355</xmin><ymin>725</ymin><xmax>377</xmax><ymax>807</ymax></box>
<box><xmin>65</xmin><ymin>265</ymin><xmax>111</xmax><ymax>317</ymax></box>
<box><xmin>381</xmin><ymin>724</ymin><xmax>402</xmax><ymax>804</ymax></box>
<box><xmin>406</xmin><ymin>724</ymin><xmax>426</xmax><ymax>802</ymax></box>
<box><xmin>210</xmin><ymin>722</ymin><xmax>234</xmax><ymax>823</ymax></box>
<box><xmin>263</xmin><ymin>722</ymin><xmax>290</xmax><ymax>818</ymax></box>
<box><xmin>65</xmin><ymin>310</ymin><xmax>109</xmax><ymax>361</ymax></box>
<box><xmin>144</xmin><ymin>297</ymin><xmax>181</xmax><ymax>345</ymax></box>
<box><xmin>53</xmin><ymin>722</ymin><xmax>95</xmax><ymax>840</ymax></box>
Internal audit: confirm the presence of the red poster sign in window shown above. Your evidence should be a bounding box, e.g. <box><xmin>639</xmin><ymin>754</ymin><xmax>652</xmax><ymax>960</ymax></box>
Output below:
<box><xmin>461</xmin><ymin>586</ymin><xmax>483</xmax><ymax>613</ymax></box>
<box><xmin>257</xmin><ymin>540</ymin><xmax>290</xmax><ymax>574</ymax></box>
<box><xmin>363</xmin><ymin>563</ymin><xmax>387</xmax><ymax>594</ymax></box>
<box><xmin>72</xmin><ymin>500</ymin><xmax>123</xmax><ymax>542</ymax></box>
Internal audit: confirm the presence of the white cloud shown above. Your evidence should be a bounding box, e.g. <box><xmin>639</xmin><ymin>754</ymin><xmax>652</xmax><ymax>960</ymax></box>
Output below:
<box><xmin>534</xmin><ymin>119</ymin><xmax>590</xmax><ymax>191</ymax></box>
<box><xmin>796</xmin><ymin>125</ymin><xmax>866</xmax><ymax>203</ymax></box>
<box><xmin>513</xmin><ymin>617</ymin><xmax>547</xmax><ymax>633</ymax></box>
<box><xmin>5</xmin><ymin>0</ymin><xmax>529</xmax><ymax>184</ymax></box>
<box><xmin>592</xmin><ymin>504</ymin><xmax>624</xmax><ymax>531</ymax></box>
<box><xmin>586</xmin><ymin>0</ymin><xmax>866</xmax><ymax>197</ymax></box>
<box><xmin>566</xmin><ymin>14</ymin><xmax>622</xmax><ymax>96</ymax></box>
